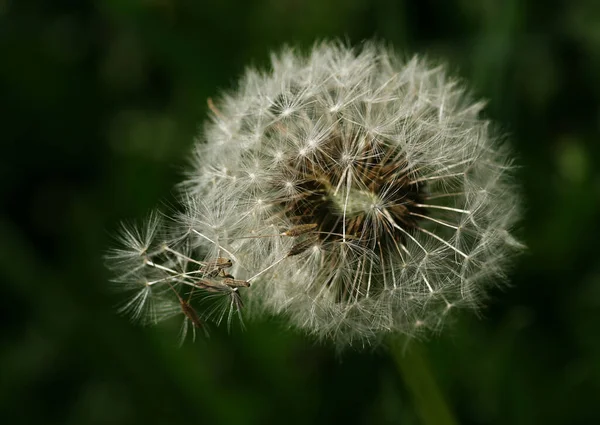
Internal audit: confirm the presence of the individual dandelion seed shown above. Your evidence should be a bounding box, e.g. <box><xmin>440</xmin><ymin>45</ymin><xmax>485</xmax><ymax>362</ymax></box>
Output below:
<box><xmin>107</xmin><ymin>40</ymin><xmax>523</xmax><ymax>348</ymax></box>
<box><xmin>105</xmin><ymin>213</ymin><xmax>243</xmax><ymax>341</ymax></box>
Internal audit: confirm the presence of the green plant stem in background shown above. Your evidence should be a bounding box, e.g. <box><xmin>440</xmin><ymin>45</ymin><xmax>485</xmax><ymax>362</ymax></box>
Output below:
<box><xmin>391</xmin><ymin>339</ymin><xmax>458</xmax><ymax>425</ymax></box>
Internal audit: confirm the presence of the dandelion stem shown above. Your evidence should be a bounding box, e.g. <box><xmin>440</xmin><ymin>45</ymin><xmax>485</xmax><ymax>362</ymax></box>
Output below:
<box><xmin>390</xmin><ymin>338</ymin><xmax>458</xmax><ymax>425</ymax></box>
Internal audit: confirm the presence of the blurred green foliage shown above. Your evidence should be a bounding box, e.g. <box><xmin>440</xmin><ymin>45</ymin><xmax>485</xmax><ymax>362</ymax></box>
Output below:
<box><xmin>2</xmin><ymin>1</ymin><xmax>600</xmax><ymax>424</ymax></box>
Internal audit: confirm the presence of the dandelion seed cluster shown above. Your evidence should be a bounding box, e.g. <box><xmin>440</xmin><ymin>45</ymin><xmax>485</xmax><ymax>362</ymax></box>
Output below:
<box><xmin>107</xmin><ymin>41</ymin><xmax>523</xmax><ymax>347</ymax></box>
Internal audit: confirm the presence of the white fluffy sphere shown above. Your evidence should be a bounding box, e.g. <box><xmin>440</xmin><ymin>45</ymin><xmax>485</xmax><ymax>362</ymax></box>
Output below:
<box><xmin>108</xmin><ymin>41</ymin><xmax>523</xmax><ymax>347</ymax></box>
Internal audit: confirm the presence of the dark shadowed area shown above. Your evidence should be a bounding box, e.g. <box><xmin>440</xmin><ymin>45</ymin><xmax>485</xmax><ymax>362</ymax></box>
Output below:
<box><xmin>2</xmin><ymin>1</ymin><xmax>599</xmax><ymax>424</ymax></box>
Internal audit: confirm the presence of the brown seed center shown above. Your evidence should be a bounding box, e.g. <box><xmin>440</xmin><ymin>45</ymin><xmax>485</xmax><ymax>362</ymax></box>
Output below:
<box><xmin>277</xmin><ymin>137</ymin><xmax>427</xmax><ymax>247</ymax></box>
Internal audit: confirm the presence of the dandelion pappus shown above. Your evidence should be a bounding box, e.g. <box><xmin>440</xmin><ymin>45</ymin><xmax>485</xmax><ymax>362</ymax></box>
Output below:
<box><xmin>107</xmin><ymin>41</ymin><xmax>523</xmax><ymax>347</ymax></box>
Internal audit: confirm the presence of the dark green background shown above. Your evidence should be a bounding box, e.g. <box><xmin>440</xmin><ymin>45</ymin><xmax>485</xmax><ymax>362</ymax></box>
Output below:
<box><xmin>2</xmin><ymin>1</ymin><xmax>600</xmax><ymax>424</ymax></box>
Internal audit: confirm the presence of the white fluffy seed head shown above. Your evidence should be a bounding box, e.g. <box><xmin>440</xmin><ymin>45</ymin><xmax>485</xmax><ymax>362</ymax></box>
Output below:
<box><xmin>107</xmin><ymin>41</ymin><xmax>523</xmax><ymax>348</ymax></box>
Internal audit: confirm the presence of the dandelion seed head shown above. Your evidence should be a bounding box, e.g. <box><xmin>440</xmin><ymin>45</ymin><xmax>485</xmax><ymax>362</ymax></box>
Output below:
<box><xmin>107</xmin><ymin>41</ymin><xmax>523</xmax><ymax>348</ymax></box>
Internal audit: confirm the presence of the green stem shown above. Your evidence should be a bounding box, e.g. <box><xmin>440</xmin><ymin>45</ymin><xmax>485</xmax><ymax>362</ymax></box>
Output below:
<box><xmin>391</xmin><ymin>339</ymin><xmax>458</xmax><ymax>425</ymax></box>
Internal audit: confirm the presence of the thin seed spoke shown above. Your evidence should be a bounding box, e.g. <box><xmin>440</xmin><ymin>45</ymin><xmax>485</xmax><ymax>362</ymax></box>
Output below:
<box><xmin>146</xmin><ymin>269</ymin><xmax>212</xmax><ymax>286</ymax></box>
<box><xmin>420</xmin><ymin>272</ymin><xmax>434</xmax><ymax>293</ymax></box>
<box><xmin>417</xmin><ymin>226</ymin><xmax>468</xmax><ymax>258</ymax></box>
<box><xmin>380</xmin><ymin>208</ymin><xmax>429</xmax><ymax>255</ymax></box>
<box><xmin>389</xmin><ymin>253</ymin><xmax>398</xmax><ymax>290</ymax></box>
<box><xmin>423</xmin><ymin>158</ymin><xmax>474</xmax><ymax>174</ymax></box>
<box><xmin>415</xmin><ymin>204</ymin><xmax>471</xmax><ymax>214</ymax></box>
<box><xmin>191</xmin><ymin>229</ymin><xmax>239</xmax><ymax>263</ymax></box>
<box><xmin>146</xmin><ymin>274</ymin><xmax>183</xmax><ymax>286</ymax></box>
<box><xmin>351</xmin><ymin>258</ymin><xmax>363</xmax><ymax>302</ymax></box>
<box><xmin>246</xmin><ymin>256</ymin><xmax>288</xmax><ymax>282</ymax></box>
<box><xmin>341</xmin><ymin>170</ymin><xmax>352</xmax><ymax>242</ymax></box>
<box><xmin>391</xmin><ymin>233</ymin><xmax>411</xmax><ymax>258</ymax></box>
<box><xmin>409</xmin><ymin>212</ymin><xmax>459</xmax><ymax>230</ymax></box>
<box><xmin>409</xmin><ymin>172</ymin><xmax>464</xmax><ymax>184</ymax></box>
<box><xmin>163</xmin><ymin>246</ymin><xmax>206</xmax><ymax>266</ymax></box>
<box><xmin>366</xmin><ymin>259</ymin><xmax>374</xmax><ymax>298</ymax></box>
<box><xmin>424</xmin><ymin>191</ymin><xmax>467</xmax><ymax>200</ymax></box>
<box><xmin>144</xmin><ymin>259</ymin><xmax>179</xmax><ymax>275</ymax></box>
<box><xmin>378</xmin><ymin>242</ymin><xmax>390</xmax><ymax>290</ymax></box>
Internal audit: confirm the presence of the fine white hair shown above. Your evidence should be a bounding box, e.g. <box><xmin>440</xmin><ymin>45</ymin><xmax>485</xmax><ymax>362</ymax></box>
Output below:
<box><xmin>107</xmin><ymin>41</ymin><xmax>523</xmax><ymax>348</ymax></box>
